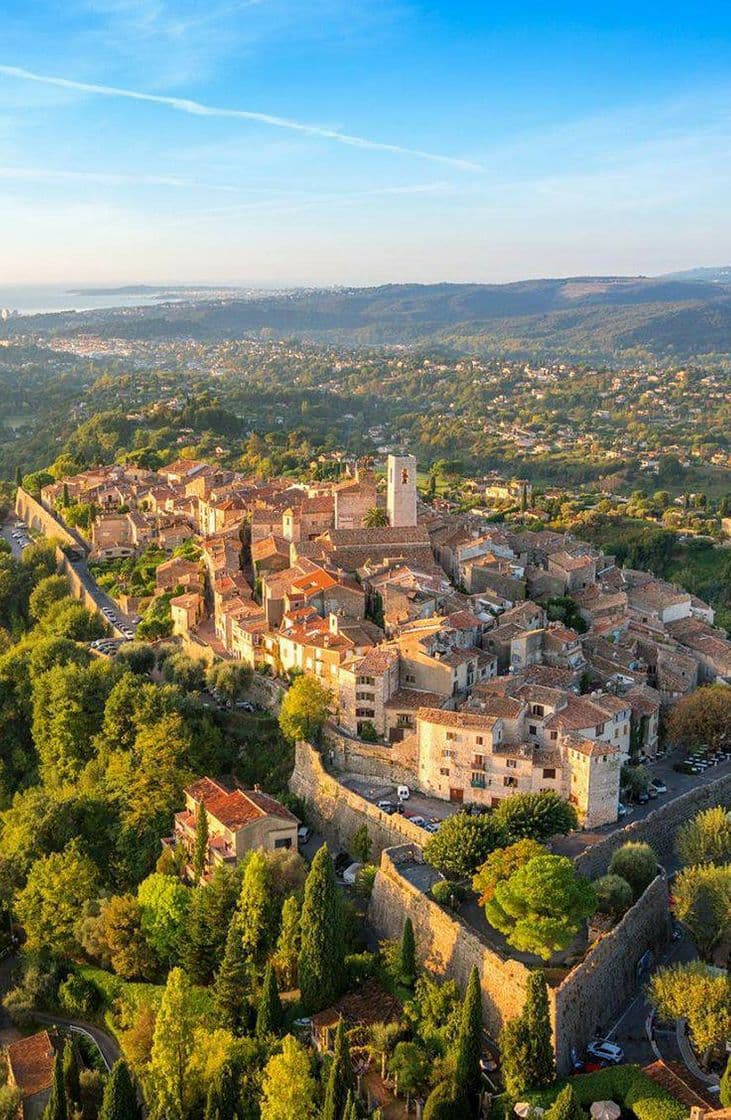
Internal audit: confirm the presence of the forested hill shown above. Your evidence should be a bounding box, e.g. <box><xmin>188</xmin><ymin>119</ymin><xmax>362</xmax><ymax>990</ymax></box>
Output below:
<box><xmin>8</xmin><ymin>273</ymin><xmax>731</xmax><ymax>364</ymax></box>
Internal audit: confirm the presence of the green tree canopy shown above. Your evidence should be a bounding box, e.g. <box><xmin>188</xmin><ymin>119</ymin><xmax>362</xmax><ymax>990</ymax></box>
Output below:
<box><xmin>676</xmin><ymin>806</ymin><xmax>731</xmax><ymax>867</ymax></box>
<box><xmin>673</xmin><ymin>863</ymin><xmax>731</xmax><ymax>961</ymax></box>
<box><xmin>485</xmin><ymin>854</ymin><xmax>596</xmax><ymax>960</ymax></box>
<box><xmin>259</xmin><ymin>1036</ymin><xmax>317</xmax><ymax>1120</ymax></box>
<box><xmin>423</xmin><ymin>812</ymin><xmax>507</xmax><ymax>879</ymax></box>
<box><xmin>278</xmin><ymin>675</ymin><xmax>332</xmax><ymax>743</ymax></box>
<box><xmin>649</xmin><ymin>962</ymin><xmax>731</xmax><ymax>1063</ymax></box>
<box><xmin>493</xmin><ymin>791</ymin><xmax>578</xmax><ymax>841</ymax></box>
<box><xmin>16</xmin><ymin>839</ymin><xmax>99</xmax><ymax>956</ymax></box>
<box><xmin>473</xmin><ymin>838</ymin><xmax>546</xmax><ymax>906</ymax></box>
<box><xmin>608</xmin><ymin>842</ymin><xmax>657</xmax><ymax>901</ymax></box>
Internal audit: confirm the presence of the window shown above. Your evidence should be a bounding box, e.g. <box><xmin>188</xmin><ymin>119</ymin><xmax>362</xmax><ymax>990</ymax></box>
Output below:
<box><xmin>471</xmin><ymin>773</ymin><xmax>486</xmax><ymax>788</ymax></box>
<box><xmin>446</xmin><ymin>731</ymin><xmax>456</xmax><ymax>741</ymax></box>
<box><xmin>531</xmin><ymin>704</ymin><xmax>544</xmax><ymax>716</ymax></box>
<box><xmin>506</xmin><ymin>759</ymin><xmax>517</xmax><ymax>769</ymax></box>
<box><xmin>442</xmin><ymin>748</ymin><xmax>455</xmax><ymax>759</ymax></box>
<box><xmin>542</xmin><ymin>767</ymin><xmax>556</xmax><ymax>779</ymax></box>
<box><xmin>529</xmin><ymin>724</ymin><xmax>537</xmax><ymax>735</ymax></box>
<box><xmin>274</xmin><ymin>837</ymin><xmax>292</xmax><ymax>849</ymax></box>
<box><xmin>476</xmin><ymin>735</ymin><xmax>484</xmax><ymax>745</ymax></box>
<box><xmin>472</xmin><ymin>755</ymin><xmax>484</xmax><ymax>768</ymax></box>
<box><xmin>503</xmin><ymin>776</ymin><xmax>518</xmax><ymax>788</ymax></box>
<box><xmin>550</xmin><ymin>730</ymin><xmax>558</xmax><ymax>741</ymax></box>
<box><xmin>401</xmin><ymin>468</ymin><xmax>409</xmax><ymax>485</ymax></box>
<box><xmin>440</xmin><ymin>767</ymin><xmax>450</xmax><ymax>776</ymax></box>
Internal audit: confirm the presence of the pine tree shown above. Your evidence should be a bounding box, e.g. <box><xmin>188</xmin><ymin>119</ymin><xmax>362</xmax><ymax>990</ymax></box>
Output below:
<box><xmin>272</xmin><ymin>894</ymin><xmax>300</xmax><ymax>990</ymax></box>
<box><xmin>399</xmin><ymin>917</ymin><xmax>416</xmax><ymax>987</ymax></box>
<box><xmin>43</xmin><ymin>1052</ymin><xmax>67</xmax><ymax>1120</ymax></box>
<box><xmin>191</xmin><ymin>803</ymin><xmax>209</xmax><ymax>884</ymax></box>
<box><xmin>214</xmin><ymin>914</ymin><xmax>251</xmax><ymax>1032</ymax></box>
<box><xmin>322</xmin><ymin>1020</ymin><xmax>354</xmax><ymax>1120</ymax></box>
<box><xmin>62</xmin><ymin>1041</ymin><xmax>80</xmax><ymax>1110</ymax></box>
<box><xmin>545</xmin><ymin>1085</ymin><xmax>584</xmax><ymax>1120</ymax></box>
<box><xmin>522</xmin><ymin>971</ymin><xmax>555</xmax><ymax>1087</ymax></box>
<box><xmin>256</xmin><ymin>963</ymin><xmax>283</xmax><ymax>1038</ymax></box>
<box><xmin>298</xmin><ymin>844</ymin><xmax>345</xmax><ymax>1013</ymax></box>
<box><xmin>237</xmin><ymin>849</ymin><xmax>277</xmax><ymax>965</ymax></box>
<box><xmin>454</xmin><ymin>966</ymin><xmax>483</xmax><ymax>1106</ymax></box>
<box><xmin>182</xmin><ymin>865</ymin><xmax>239</xmax><ymax>985</ymax></box>
<box><xmin>98</xmin><ymin>1060</ymin><xmax>140</xmax><ymax>1120</ymax></box>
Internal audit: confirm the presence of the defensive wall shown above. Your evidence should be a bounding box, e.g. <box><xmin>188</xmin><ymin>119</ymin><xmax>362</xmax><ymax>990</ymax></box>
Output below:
<box><xmin>289</xmin><ymin>739</ymin><xmax>727</xmax><ymax>1073</ymax></box>
<box><xmin>290</xmin><ymin>740</ymin><xmax>428</xmax><ymax>858</ymax></box>
<box><xmin>368</xmin><ymin>842</ymin><xmax>670</xmax><ymax>1075</ymax></box>
<box><xmin>323</xmin><ymin>724</ymin><xmax>418</xmax><ymax>788</ymax></box>
<box><xmin>574</xmin><ymin>770</ymin><xmax>731</xmax><ymax>878</ymax></box>
<box><xmin>15</xmin><ymin>487</ymin><xmax>88</xmax><ymax>553</ymax></box>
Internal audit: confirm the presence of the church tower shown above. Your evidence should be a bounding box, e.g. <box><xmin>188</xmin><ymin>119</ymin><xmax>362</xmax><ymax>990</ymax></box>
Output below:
<box><xmin>387</xmin><ymin>453</ymin><xmax>417</xmax><ymax>527</ymax></box>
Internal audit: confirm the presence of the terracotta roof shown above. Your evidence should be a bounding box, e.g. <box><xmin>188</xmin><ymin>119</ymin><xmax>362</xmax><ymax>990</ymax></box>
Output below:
<box><xmin>7</xmin><ymin>1031</ymin><xmax>56</xmax><ymax>1098</ymax></box>
<box><xmin>565</xmin><ymin>734</ymin><xmax>620</xmax><ymax>758</ymax></box>
<box><xmin>384</xmin><ymin>689</ymin><xmax>445</xmax><ymax>710</ymax></box>
<box><xmin>311</xmin><ymin>980</ymin><xmax>402</xmax><ymax>1032</ymax></box>
<box><xmin>642</xmin><ymin>1060</ymin><xmax>718</xmax><ymax>1109</ymax></box>
<box><xmin>417</xmin><ymin>707</ymin><xmax>502</xmax><ymax>731</ymax></box>
<box><xmin>471</xmin><ymin>694</ymin><xmax>525</xmax><ymax>719</ymax></box>
<box><xmin>185</xmin><ymin>778</ymin><xmax>297</xmax><ymax>830</ymax></box>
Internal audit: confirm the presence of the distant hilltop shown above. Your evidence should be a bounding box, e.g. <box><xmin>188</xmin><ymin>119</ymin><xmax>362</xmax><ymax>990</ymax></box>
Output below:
<box><xmin>9</xmin><ymin>269</ymin><xmax>731</xmax><ymax>364</ymax></box>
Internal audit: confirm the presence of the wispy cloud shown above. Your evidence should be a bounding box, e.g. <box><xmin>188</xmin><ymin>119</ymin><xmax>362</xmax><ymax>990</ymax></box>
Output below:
<box><xmin>0</xmin><ymin>64</ymin><xmax>483</xmax><ymax>171</ymax></box>
<box><xmin>0</xmin><ymin>165</ymin><xmax>305</xmax><ymax>193</ymax></box>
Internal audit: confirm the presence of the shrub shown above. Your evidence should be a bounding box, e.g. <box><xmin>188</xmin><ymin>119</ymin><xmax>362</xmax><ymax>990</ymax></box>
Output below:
<box><xmin>594</xmin><ymin>874</ymin><xmax>633</xmax><ymax>918</ymax></box>
<box><xmin>353</xmin><ymin>864</ymin><xmax>377</xmax><ymax>898</ymax></box>
<box><xmin>430</xmin><ymin>880</ymin><xmax>464</xmax><ymax>908</ymax></box>
<box><xmin>58</xmin><ymin>973</ymin><xmax>100</xmax><ymax>1017</ymax></box>
<box><xmin>423</xmin><ymin>1081</ymin><xmax>470</xmax><ymax>1120</ymax></box>
<box><xmin>608</xmin><ymin>842</ymin><xmax>658</xmax><ymax>900</ymax></box>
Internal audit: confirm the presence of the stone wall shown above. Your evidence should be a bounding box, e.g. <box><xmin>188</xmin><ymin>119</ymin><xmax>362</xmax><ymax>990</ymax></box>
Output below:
<box><xmin>369</xmin><ymin>841</ymin><xmax>671</xmax><ymax>1075</ymax></box>
<box><xmin>289</xmin><ymin>740</ymin><xmax>427</xmax><ymax>857</ymax></box>
<box><xmin>56</xmin><ymin>549</ymin><xmax>104</xmax><ymax>616</ymax></box>
<box><xmin>15</xmin><ymin>487</ymin><xmax>88</xmax><ymax>552</ymax></box>
<box><xmin>552</xmin><ymin>873</ymin><xmax>670</xmax><ymax>1072</ymax></box>
<box><xmin>324</xmin><ymin>726</ymin><xmax>417</xmax><ymax>788</ymax></box>
<box><xmin>574</xmin><ymin>771</ymin><xmax>731</xmax><ymax>878</ymax></box>
<box><xmin>368</xmin><ymin>843</ymin><xmax>531</xmax><ymax>1040</ymax></box>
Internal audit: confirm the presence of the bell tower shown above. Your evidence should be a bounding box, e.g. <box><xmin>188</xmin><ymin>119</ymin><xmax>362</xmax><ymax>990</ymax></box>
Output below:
<box><xmin>386</xmin><ymin>453</ymin><xmax>417</xmax><ymax>527</ymax></box>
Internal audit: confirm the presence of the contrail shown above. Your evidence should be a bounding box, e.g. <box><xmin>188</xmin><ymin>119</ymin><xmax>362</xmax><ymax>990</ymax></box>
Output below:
<box><xmin>0</xmin><ymin>64</ymin><xmax>483</xmax><ymax>172</ymax></box>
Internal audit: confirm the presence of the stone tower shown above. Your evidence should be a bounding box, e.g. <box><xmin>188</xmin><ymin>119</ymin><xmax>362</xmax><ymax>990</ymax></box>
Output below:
<box><xmin>386</xmin><ymin>453</ymin><xmax>417</xmax><ymax>527</ymax></box>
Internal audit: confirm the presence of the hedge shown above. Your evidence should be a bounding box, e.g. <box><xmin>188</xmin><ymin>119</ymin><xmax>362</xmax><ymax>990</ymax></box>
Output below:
<box><xmin>493</xmin><ymin>1066</ymin><xmax>686</xmax><ymax>1120</ymax></box>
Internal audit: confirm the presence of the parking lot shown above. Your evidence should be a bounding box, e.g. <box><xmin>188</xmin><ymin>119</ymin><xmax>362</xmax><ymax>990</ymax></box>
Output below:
<box><xmin>339</xmin><ymin>773</ymin><xmax>456</xmax><ymax>830</ymax></box>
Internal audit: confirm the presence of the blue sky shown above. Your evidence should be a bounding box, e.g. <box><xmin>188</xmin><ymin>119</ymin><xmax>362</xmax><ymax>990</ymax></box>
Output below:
<box><xmin>2</xmin><ymin>1</ymin><xmax>731</xmax><ymax>285</ymax></box>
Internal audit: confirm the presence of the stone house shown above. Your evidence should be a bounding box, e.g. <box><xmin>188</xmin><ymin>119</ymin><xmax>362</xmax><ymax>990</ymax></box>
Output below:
<box><xmin>5</xmin><ymin>1031</ymin><xmax>57</xmax><ymax>1120</ymax></box>
<box><xmin>167</xmin><ymin>777</ymin><xmax>298</xmax><ymax>879</ymax></box>
<box><xmin>170</xmin><ymin>591</ymin><xmax>204</xmax><ymax>636</ymax></box>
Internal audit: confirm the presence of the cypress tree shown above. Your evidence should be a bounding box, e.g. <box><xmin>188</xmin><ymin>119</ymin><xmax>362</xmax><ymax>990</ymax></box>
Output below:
<box><xmin>522</xmin><ymin>971</ymin><xmax>555</xmax><ymax>1087</ymax></box>
<box><xmin>255</xmin><ymin>963</ymin><xmax>283</xmax><ymax>1038</ymax></box>
<box><xmin>15</xmin><ymin>466</ymin><xmax>22</xmax><ymax>487</ymax></box>
<box><xmin>62</xmin><ymin>1041</ymin><xmax>80</xmax><ymax>1110</ymax></box>
<box><xmin>298</xmin><ymin>844</ymin><xmax>345</xmax><ymax>1013</ymax></box>
<box><xmin>191</xmin><ymin>803</ymin><xmax>209</xmax><ymax>884</ymax></box>
<box><xmin>98</xmin><ymin>1060</ymin><xmax>140</xmax><ymax>1120</ymax></box>
<box><xmin>322</xmin><ymin>1020</ymin><xmax>353</xmax><ymax>1120</ymax></box>
<box><xmin>43</xmin><ymin>1052</ymin><xmax>67</xmax><ymax>1120</ymax></box>
<box><xmin>214</xmin><ymin>914</ymin><xmax>251</xmax><ymax>1032</ymax></box>
<box><xmin>545</xmin><ymin>1085</ymin><xmax>584</xmax><ymax>1120</ymax></box>
<box><xmin>720</xmin><ymin>1054</ymin><xmax>731</xmax><ymax>1108</ymax></box>
<box><xmin>454</xmin><ymin>966</ymin><xmax>483</xmax><ymax>1106</ymax></box>
<box><xmin>399</xmin><ymin>917</ymin><xmax>416</xmax><ymax>987</ymax></box>
<box><xmin>498</xmin><ymin>1016</ymin><xmax>531</xmax><ymax>1099</ymax></box>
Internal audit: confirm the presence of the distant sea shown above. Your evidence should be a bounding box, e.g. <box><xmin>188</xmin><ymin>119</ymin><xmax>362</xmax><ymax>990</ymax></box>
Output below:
<box><xmin>0</xmin><ymin>285</ymin><xmax>176</xmax><ymax>316</ymax></box>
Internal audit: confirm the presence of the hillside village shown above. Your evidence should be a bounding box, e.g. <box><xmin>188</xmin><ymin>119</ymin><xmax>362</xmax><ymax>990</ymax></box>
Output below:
<box><xmin>33</xmin><ymin>450</ymin><xmax>731</xmax><ymax>834</ymax></box>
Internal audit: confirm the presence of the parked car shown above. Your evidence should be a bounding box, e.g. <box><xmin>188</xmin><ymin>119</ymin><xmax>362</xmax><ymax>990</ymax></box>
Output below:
<box><xmin>377</xmin><ymin>800</ymin><xmax>397</xmax><ymax>815</ymax></box>
<box><xmin>586</xmin><ymin>1040</ymin><xmax>624</xmax><ymax>1065</ymax></box>
<box><xmin>235</xmin><ymin>700</ymin><xmax>255</xmax><ymax>712</ymax></box>
<box><xmin>674</xmin><ymin>761</ymin><xmax>702</xmax><ymax>775</ymax></box>
<box><xmin>406</xmin><ymin>815</ymin><xmax>427</xmax><ymax>828</ymax></box>
<box><xmin>397</xmin><ymin>785</ymin><xmax>410</xmax><ymax>801</ymax></box>
<box><xmin>650</xmin><ymin>779</ymin><xmax>667</xmax><ymax>794</ymax></box>
<box><xmin>617</xmin><ymin>802</ymin><xmax>628</xmax><ymax>818</ymax></box>
<box><xmin>297</xmin><ymin>826</ymin><xmax>311</xmax><ymax>846</ymax></box>
<box><xmin>636</xmin><ymin>791</ymin><xmax>650</xmax><ymax>804</ymax></box>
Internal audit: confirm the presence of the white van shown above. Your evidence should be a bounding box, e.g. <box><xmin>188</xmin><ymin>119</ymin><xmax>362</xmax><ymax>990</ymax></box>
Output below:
<box><xmin>397</xmin><ymin>785</ymin><xmax>410</xmax><ymax>801</ymax></box>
